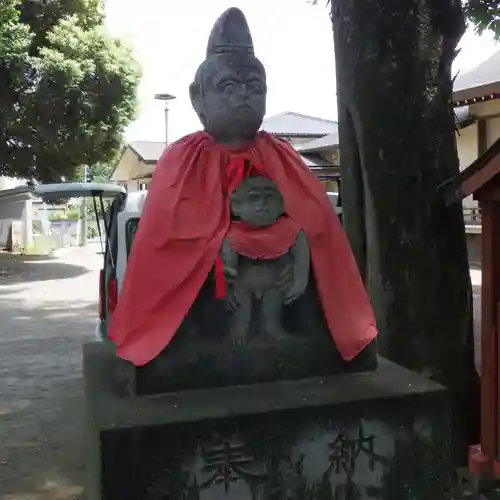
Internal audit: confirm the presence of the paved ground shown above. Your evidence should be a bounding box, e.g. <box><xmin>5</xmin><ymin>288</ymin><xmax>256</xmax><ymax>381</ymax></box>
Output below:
<box><xmin>0</xmin><ymin>244</ymin><xmax>483</xmax><ymax>499</ymax></box>
<box><xmin>0</xmin><ymin>244</ymin><xmax>102</xmax><ymax>500</ymax></box>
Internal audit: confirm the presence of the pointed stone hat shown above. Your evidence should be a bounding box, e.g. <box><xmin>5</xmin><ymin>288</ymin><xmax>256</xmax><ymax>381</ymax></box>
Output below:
<box><xmin>206</xmin><ymin>7</ymin><xmax>255</xmax><ymax>57</ymax></box>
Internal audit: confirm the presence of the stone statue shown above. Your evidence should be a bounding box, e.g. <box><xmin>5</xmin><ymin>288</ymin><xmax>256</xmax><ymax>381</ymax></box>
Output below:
<box><xmin>189</xmin><ymin>8</ymin><xmax>266</xmax><ymax>147</ymax></box>
<box><xmin>109</xmin><ymin>7</ymin><xmax>377</xmax><ymax>385</ymax></box>
<box><xmin>221</xmin><ymin>176</ymin><xmax>310</xmax><ymax>343</ymax></box>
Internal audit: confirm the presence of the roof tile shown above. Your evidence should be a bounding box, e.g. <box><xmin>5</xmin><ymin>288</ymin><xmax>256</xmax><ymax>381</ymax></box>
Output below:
<box><xmin>261</xmin><ymin>111</ymin><xmax>337</xmax><ymax>137</ymax></box>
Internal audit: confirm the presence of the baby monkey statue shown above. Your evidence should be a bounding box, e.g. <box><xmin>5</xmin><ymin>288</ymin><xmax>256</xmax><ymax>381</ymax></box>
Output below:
<box><xmin>221</xmin><ymin>176</ymin><xmax>310</xmax><ymax>343</ymax></box>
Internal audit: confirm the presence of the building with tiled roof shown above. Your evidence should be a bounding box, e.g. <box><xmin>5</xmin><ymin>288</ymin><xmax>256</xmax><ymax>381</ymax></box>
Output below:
<box><xmin>110</xmin><ymin>141</ymin><xmax>168</xmax><ymax>190</ymax></box>
<box><xmin>112</xmin><ymin>112</ymin><xmax>340</xmax><ymax>192</ymax></box>
<box><xmin>453</xmin><ymin>50</ymin><xmax>500</xmax><ymax>107</ymax></box>
<box><xmin>450</xmin><ymin>48</ymin><xmax>500</xmax><ymax>220</ymax></box>
<box><xmin>261</xmin><ymin>111</ymin><xmax>338</xmax><ymax>139</ymax></box>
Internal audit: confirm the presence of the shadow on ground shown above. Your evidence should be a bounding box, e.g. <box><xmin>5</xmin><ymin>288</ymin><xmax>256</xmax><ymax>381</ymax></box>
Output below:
<box><xmin>0</xmin><ymin>253</ymin><xmax>89</xmax><ymax>285</ymax></box>
<box><xmin>0</xmin><ymin>299</ymin><xmax>98</xmax><ymax>500</ymax></box>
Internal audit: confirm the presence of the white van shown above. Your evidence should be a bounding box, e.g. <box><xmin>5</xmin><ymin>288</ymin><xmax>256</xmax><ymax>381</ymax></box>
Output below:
<box><xmin>0</xmin><ymin>182</ymin><xmax>342</xmax><ymax>342</ymax></box>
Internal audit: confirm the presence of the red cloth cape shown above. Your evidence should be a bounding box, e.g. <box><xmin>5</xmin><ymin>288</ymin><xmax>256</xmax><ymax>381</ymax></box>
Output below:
<box><xmin>109</xmin><ymin>131</ymin><xmax>377</xmax><ymax>366</ymax></box>
<box><xmin>227</xmin><ymin>218</ymin><xmax>299</xmax><ymax>259</ymax></box>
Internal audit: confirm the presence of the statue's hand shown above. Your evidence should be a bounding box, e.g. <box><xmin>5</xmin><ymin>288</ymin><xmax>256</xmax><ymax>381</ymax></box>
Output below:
<box><xmin>224</xmin><ymin>266</ymin><xmax>238</xmax><ymax>283</ymax></box>
<box><xmin>220</xmin><ymin>239</ymin><xmax>238</xmax><ymax>284</ymax></box>
<box><xmin>225</xmin><ymin>284</ymin><xmax>239</xmax><ymax>312</ymax></box>
<box><xmin>283</xmin><ymin>284</ymin><xmax>305</xmax><ymax>305</ymax></box>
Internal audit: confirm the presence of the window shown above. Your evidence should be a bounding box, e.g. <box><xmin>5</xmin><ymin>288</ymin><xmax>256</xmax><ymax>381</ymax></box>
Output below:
<box><xmin>321</xmin><ymin>179</ymin><xmax>338</xmax><ymax>193</ymax></box>
<box><xmin>125</xmin><ymin>218</ymin><xmax>140</xmax><ymax>255</ymax></box>
<box><xmin>139</xmin><ymin>182</ymin><xmax>148</xmax><ymax>191</ymax></box>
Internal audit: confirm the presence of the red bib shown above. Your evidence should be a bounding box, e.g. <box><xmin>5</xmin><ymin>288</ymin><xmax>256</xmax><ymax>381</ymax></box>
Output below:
<box><xmin>227</xmin><ymin>217</ymin><xmax>300</xmax><ymax>259</ymax></box>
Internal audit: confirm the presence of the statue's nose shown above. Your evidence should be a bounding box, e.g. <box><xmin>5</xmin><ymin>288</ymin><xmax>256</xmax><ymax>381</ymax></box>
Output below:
<box><xmin>240</xmin><ymin>84</ymin><xmax>254</xmax><ymax>98</ymax></box>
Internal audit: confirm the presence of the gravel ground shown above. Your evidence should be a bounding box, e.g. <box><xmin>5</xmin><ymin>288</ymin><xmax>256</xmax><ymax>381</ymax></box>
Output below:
<box><xmin>0</xmin><ymin>244</ymin><xmax>102</xmax><ymax>500</ymax></box>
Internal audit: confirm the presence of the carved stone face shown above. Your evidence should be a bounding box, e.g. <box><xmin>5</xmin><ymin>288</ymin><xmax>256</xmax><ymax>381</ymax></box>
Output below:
<box><xmin>190</xmin><ymin>55</ymin><xmax>267</xmax><ymax>144</ymax></box>
<box><xmin>230</xmin><ymin>177</ymin><xmax>284</xmax><ymax>227</ymax></box>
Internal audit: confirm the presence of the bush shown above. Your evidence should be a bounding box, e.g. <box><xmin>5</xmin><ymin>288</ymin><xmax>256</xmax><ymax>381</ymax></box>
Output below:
<box><xmin>48</xmin><ymin>213</ymin><xmax>64</xmax><ymax>221</ymax></box>
<box><xmin>32</xmin><ymin>220</ymin><xmax>43</xmax><ymax>234</ymax></box>
<box><xmin>87</xmin><ymin>226</ymin><xmax>98</xmax><ymax>239</ymax></box>
<box><xmin>23</xmin><ymin>235</ymin><xmax>58</xmax><ymax>255</ymax></box>
<box><xmin>66</xmin><ymin>208</ymin><xmax>81</xmax><ymax>220</ymax></box>
<box><xmin>48</xmin><ymin>208</ymin><xmax>81</xmax><ymax>221</ymax></box>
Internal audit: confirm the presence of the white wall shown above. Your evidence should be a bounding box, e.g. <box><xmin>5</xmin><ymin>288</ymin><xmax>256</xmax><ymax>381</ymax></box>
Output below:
<box><xmin>111</xmin><ymin>148</ymin><xmax>154</xmax><ymax>184</ymax></box>
<box><xmin>470</xmin><ymin>99</ymin><xmax>500</xmax><ymax>118</ymax></box>
<box><xmin>455</xmin><ymin>99</ymin><xmax>500</xmax><ymax>211</ymax></box>
<box><xmin>456</xmin><ymin>125</ymin><xmax>479</xmax><ymax>209</ymax></box>
<box><xmin>457</xmin><ymin>125</ymin><xmax>478</xmax><ymax>171</ymax></box>
<box><xmin>125</xmin><ymin>179</ymin><xmax>151</xmax><ymax>192</ymax></box>
<box><xmin>0</xmin><ymin>176</ymin><xmax>27</xmax><ymax>190</ymax></box>
<box><xmin>487</xmin><ymin>116</ymin><xmax>500</xmax><ymax>147</ymax></box>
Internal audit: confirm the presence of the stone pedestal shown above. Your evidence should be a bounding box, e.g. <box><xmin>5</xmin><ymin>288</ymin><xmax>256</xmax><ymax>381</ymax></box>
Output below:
<box><xmin>100</xmin><ymin>333</ymin><xmax>378</xmax><ymax>396</ymax></box>
<box><xmin>84</xmin><ymin>342</ymin><xmax>453</xmax><ymax>500</ymax></box>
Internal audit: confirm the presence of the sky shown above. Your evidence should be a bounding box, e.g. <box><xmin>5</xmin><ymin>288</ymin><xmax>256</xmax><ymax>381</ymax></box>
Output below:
<box><xmin>104</xmin><ymin>0</ymin><xmax>499</xmax><ymax>143</ymax></box>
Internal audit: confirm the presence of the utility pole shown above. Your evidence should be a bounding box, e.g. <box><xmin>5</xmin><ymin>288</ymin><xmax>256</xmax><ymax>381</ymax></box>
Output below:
<box><xmin>154</xmin><ymin>93</ymin><xmax>176</xmax><ymax>145</ymax></box>
<box><xmin>79</xmin><ymin>165</ymin><xmax>90</xmax><ymax>246</ymax></box>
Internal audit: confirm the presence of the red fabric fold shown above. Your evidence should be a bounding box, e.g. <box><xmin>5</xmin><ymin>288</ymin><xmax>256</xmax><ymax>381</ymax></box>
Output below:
<box><xmin>109</xmin><ymin>131</ymin><xmax>377</xmax><ymax>366</ymax></box>
<box><xmin>227</xmin><ymin>218</ymin><xmax>300</xmax><ymax>259</ymax></box>
<box><xmin>225</xmin><ymin>156</ymin><xmax>268</xmax><ymax>195</ymax></box>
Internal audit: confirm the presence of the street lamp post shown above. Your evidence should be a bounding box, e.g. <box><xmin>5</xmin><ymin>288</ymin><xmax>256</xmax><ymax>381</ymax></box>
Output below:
<box><xmin>154</xmin><ymin>93</ymin><xmax>176</xmax><ymax>145</ymax></box>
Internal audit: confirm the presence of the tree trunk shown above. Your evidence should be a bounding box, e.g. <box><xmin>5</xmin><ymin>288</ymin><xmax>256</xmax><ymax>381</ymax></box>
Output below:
<box><xmin>331</xmin><ymin>0</ymin><xmax>479</xmax><ymax>459</ymax></box>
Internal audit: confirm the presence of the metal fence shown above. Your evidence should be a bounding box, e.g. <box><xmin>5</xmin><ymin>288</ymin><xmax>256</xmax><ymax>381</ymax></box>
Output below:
<box><xmin>319</xmin><ymin>173</ymin><xmax>481</xmax><ymax>228</ymax></box>
<box><xmin>464</xmin><ymin>207</ymin><xmax>481</xmax><ymax>225</ymax></box>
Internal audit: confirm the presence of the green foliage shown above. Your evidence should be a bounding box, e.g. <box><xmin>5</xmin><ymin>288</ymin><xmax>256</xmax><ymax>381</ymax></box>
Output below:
<box><xmin>309</xmin><ymin>0</ymin><xmax>500</xmax><ymax>38</ymax></box>
<box><xmin>32</xmin><ymin>219</ymin><xmax>42</xmax><ymax>234</ymax></box>
<box><xmin>23</xmin><ymin>235</ymin><xmax>58</xmax><ymax>255</ymax></box>
<box><xmin>73</xmin><ymin>162</ymin><xmax>115</xmax><ymax>183</ymax></box>
<box><xmin>0</xmin><ymin>0</ymin><xmax>141</xmax><ymax>182</ymax></box>
<box><xmin>0</xmin><ymin>1</ymin><xmax>34</xmax><ymax>168</ymax></box>
<box><xmin>48</xmin><ymin>207</ymin><xmax>80</xmax><ymax>221</ymax></box>
<box><xmin>66</xmin><ymin>207</ymin><xmax>81</xmax><ymax>220</ymax></box>
<box><xmin>47</xmin><ymin>212</ymin><xmax>64</xmax><ymax>221</ymax></box>
<box><xmin>86</xmin><ymin>197</ymin><xmax>111</xmax><ymax>219</ymax></box>
<box><xmin>18</xmin><ymin>0</ymin><xmax>104</xmax><ymax>52</ymax></box>
<box><xmin>87</xmin><ymin>225</ymin><xmax>98</xmax><ymax>239</ymax></box>
<box><xmin>463</xmin><ymin>0</ymin><xmax>500</xmax><ymax>39</ymax></box>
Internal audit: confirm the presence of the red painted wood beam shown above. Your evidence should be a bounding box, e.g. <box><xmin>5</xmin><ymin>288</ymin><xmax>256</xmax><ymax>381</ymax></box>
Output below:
<box><xmin>469</xmin><ymin>201</ymin><xmax>500</xmax><ymax>479</ymax></box>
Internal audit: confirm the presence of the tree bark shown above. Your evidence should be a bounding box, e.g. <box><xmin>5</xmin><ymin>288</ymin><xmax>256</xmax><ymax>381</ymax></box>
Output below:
<box><xmin>331</xmin><ymin>0</ymin><xmax>479</xmax><ymax>458</ymax></box>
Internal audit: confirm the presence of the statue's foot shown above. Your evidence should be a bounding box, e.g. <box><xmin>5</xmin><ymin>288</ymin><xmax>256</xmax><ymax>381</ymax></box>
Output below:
<box><xmin>265</xmin><ymin>325</ymin><xmax>288</xmax><ymax>341</ymax></box>
<box><xmin>227</xmin><ymin>327</ymin><xmax>248</xmax><ymax>346</ymax></box>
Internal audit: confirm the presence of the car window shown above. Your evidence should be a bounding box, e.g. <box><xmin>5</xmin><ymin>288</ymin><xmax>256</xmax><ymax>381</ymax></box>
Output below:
<box><xmin>100</xmin><ymin>195</ymin><xmax>125</xmax><ymax>323</ymax></box>
<box><xmin>126</xmin><ymin>218</ymin><xmax>139</xmax><ymax>255</ymax></box>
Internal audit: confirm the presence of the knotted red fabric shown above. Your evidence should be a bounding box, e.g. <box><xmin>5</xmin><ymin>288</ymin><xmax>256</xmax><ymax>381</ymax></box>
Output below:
<box><xmin>213</xmin><ymin>154</ymin><xmax>268</xmax><ymax>298</ymax></box>
<box><xmin>226</xmin><ymin>218</ymin><xmax>300</xmax><ymax>260</ymax></box>
<box><xmin>109</xmin><ymin>131</ymin><xmax>377</xmax><ymax>366</ymax></box>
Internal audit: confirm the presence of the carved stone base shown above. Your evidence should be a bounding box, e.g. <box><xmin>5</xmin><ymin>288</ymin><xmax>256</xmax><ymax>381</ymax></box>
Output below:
<box><xmin>84</xmin><ymin>342</ymin><xmax>452</xmax><ymax>500</ymax></box>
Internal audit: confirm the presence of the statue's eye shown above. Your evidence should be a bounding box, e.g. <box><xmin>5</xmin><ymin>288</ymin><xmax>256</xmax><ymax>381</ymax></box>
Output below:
<box><xmin>247</xmin><ymin>81</ymin><xmax>263</xmax><ymax>93</ymax></box>
<box><xmin>220</xmin><ymin>81</ymin><xmax>236</xmax><ymax>91</ymax></box>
